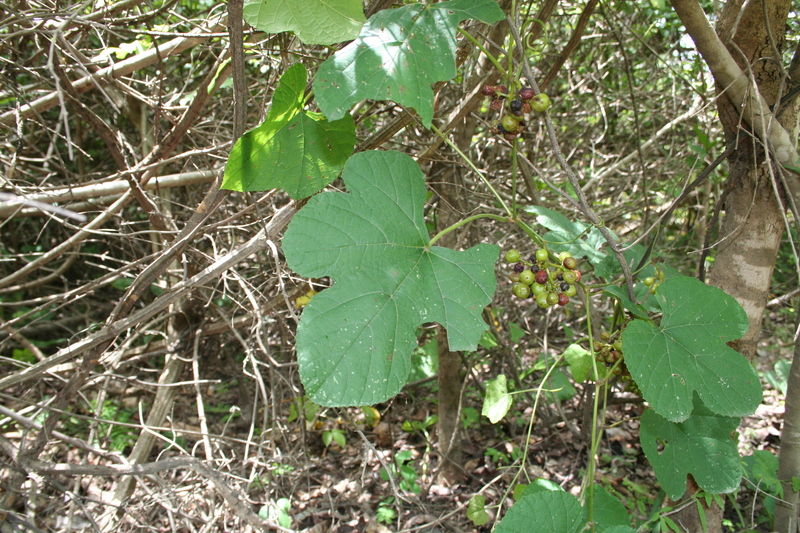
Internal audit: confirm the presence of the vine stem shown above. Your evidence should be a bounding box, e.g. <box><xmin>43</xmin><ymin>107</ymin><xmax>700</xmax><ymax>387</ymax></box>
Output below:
<box><xmin>457</xmin><ymin>27</ymin><xmax>505</xmax><ymax>75</ymax></box>
<box><xmin>504</xmin><ymin>14</ymin><xmax>636</xmax><ymax>302</ymax></box>
<box><xmin>428</xmin><ymin>213</ymin><xmax>508</xmax><ymax>247</ymax></box>
<box><xmin>431</xmin><ymin>124</ymin><xmax>514</xmax><ymax>219</ymax></box>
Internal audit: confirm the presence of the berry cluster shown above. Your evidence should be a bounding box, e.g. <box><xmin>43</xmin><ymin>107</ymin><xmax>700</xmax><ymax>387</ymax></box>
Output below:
<box><xmin>594</xmin><ymin>332</ymin><xmax>640</xmax><ymax>395</ymax></box>
<box><xmin>642</xmin><ymin>268</ymin><xmax>665</xmax><ymax>294</ymax></box>
<box><xmin>503</xmin><ymin>248</ymin><xmax>580</xmax><ymax>309</ymax></box>
<box><xmin>481</xmin><ymin>85</ymin><xmax>551</xmax><ymax>141</ymax></box>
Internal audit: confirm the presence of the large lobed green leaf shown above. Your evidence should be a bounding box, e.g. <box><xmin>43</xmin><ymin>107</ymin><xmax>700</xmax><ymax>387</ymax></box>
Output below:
<box><xmin>622</xmin><ymin>276</ymin><xmax>761</xmax><ymax>422</ymax></box>
<box><xmin>243</xmin><ymin>0</ymin><xmax>365</xmax><ymax>45</ymax></box>
<box><xmin>312</xmin><ymin>0</ymin><xmax>504</xmax><ymax>128</ymax></box>
<box><xmin>640</xmin><ymin>402</ymin><xmax>742</xmax><ymax>500</ymax></box>
<box><xmin>496</xmin><ymin>491</ymin><xmax>584</xmax><ymax>533</ymax></box>
<box><xmin>282</xmin><ymin>150</ymin><xmax>498</xmax><ymax>406</ymax></box>
<box><xmin>222</xmin><ymin>64</ymin><xmax>355</xmax><ymax>199</ymax></box>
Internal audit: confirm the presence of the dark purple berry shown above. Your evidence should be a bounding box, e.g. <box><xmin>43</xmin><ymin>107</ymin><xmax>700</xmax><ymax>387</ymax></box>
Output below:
<box><xmin>490</xmin><ymin>99</ymin><xmax>503</xmax><ymax>111</ymax></box>
<box><xmin>535</xmin><ymin>270</ymin><xmax>549</xmax><ymax>285</ymax></box>
<box><xmin>513</xmin><ymin>262</ymin><xmax>525</xmax><ymax>273</ymax></box>
<box><xmin>531</xmin><ymin>264</ymin><xmax>540</xmax><ymax>273</ymax></box>
<box><xmin>497</xmin><ymin>85</ymin><xmax>508</xmax><ymax>96</ymax></box>
<box><xmin>519</xmin><ymin>87</ymin><xmax>535</xmax><ymax>101</ymax></box>
<box><xmin>560</xmin><ymin>282</ymin><xmax>570</xmax><ymax>292</ymax></box>
<box><xmin>482</xmin><ymin>85</ymin><xmax>496</xmax><ymax>96</ymax></box>
<box><xmin>509</xmin><ymin>98</ymin><xmax>524</xmax><ymax>116</ymax></box>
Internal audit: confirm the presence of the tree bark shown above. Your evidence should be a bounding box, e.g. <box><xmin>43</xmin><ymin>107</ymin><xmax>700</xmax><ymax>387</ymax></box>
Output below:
<box><xmin>668</xmin><ymin>0</ymin><xmax>795</xmax><ymax>531</ymax></box>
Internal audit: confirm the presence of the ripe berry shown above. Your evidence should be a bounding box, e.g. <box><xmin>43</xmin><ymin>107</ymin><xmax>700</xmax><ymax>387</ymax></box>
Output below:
<box><xmin>481</xmin><ymin>85</ymin><xmax>496</xmax><ymax>96</ymax></box>
<box><xmin>504</xmin><ymin>133</ymin><xmax>518</xmax><ymax>142</ymax></box>
<box><xmin>557</xmin><ymin>293</ymin><xmax>569</xmax><ymax>306</ymax></box>
<box><xmin>496</xmin><ymin>85</ymin><xmax>508</xmax><ymax>96</ymax></box>
<box><xmin>512</xmin><ymin>283</ymin><xmax>531</xmax><ymax>299</ymax></box>
<box><xmin>518</xmin><ymin>87</ymin><xmax>535</xmax><ymax>101</ymax></box>
<box><xmin>535</xmin><ymin>270</ymin><xmax>549</xmax><ymax>285</ymax></box>
<box><xmin>509</xmin><ymin>98</ymin><xmax>524</xmax><ymax>116</ymax></box>
<box><xmin>535</xmin><ymin>249</ymin><xmax>549</xmax><ymax>263</ymax></box>
<box><xmin>505</xmin><ymin>249</ymin><xmax>521</xmax><ymax>263</ymax></box>
<box><xmin>513</xmin><ymin>262</ymin><xmax>525</xmax><ymax>273</ymax></box>
<box><xmin>530</xmin><ymin>264</ymin><xmax>540</xmax><ymax>273</ymax></box>
<box><xmin>530</xmin><ymin>93</ymin><xmax>551</xmax><ymax>113</ymax></box>
<box><xmin>519</xmin><ymin>270</ymin><xmax>535</xmax><ymax>285</ymax></box>
<box><xmin>560</xmin><ymin>282</ymin><xmax>570</xmax><ymax>292</ymax></box>
<box><xmin>490</xmin><ymin>99</ymin><xmax>503</xmax><ymax>111</ymax></box>
<box><xmin>521</xmin><ymin>102</ymin><xmax>531</xmax><ymax>114</ymax></box>
<box><xmin>563</xmin><ymin>256</ymin><xmax>578</xmax><ymax>270</ymax></box>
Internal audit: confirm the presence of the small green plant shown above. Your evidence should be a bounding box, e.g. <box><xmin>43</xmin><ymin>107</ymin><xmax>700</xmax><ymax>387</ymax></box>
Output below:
<box><xmin>258</xmin><ymin>498</ymin><xmax>292</xmax><ymax>529</ymax></box>
<box><xmin>381</xmin><ymin>450</ymin><xmax>421</xmax><ymax>494</ymax></box>
<box><xmin>376</xmin><ymin>497</ymin><xmax>397</xmax><ymax>525</ymax></box>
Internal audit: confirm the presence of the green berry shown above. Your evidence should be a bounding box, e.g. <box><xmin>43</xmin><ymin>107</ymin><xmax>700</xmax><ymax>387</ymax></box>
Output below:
<box><xmin>546</xmin><ymin>292</ymin><xmax>559</xmax><ymax>306</ymax></box>
<box><xmin>530</xmin><ymin>93</ymin><xmax>551</xmax><ymax>113</ymax></box>
<box><xmin>532</xmin><ymin>282</ymin><xmax>547</xmax><ymax>295</ymax></box>
<box><xmin>565</xmin><ymin>284</ymin><xmax>577</xmax><ymax>297</ymax></box>
<box><xmin>501</xmin><ymin>114</ymin><xmax>521</xmax><ymax>133</ymax></box>
<box><xmin>643</xmin><ymin>277</ymin><xmax>655</xmax><ymax>287</ymax></box>
<box><xmin>563</xmin><ymin>256</ymin><xmax>578</xmax><ymax>270</ymax></box>
<box><xmin>535</xmin><ymin>248</ymin><xmax>549</xmax><ymax>263</ymax></box>
<box><xmin>519</xmin><ymin>270</ymin><xmax>535</xmax><ymax>285</ymax></box>
<box><xmin>562</xmin><ymin>271</ymin><xmax>577</xmax><ymax>284</ymax></box>
<box><xmin>509</xmin><ymin>272</ymin><xmax>521</xmax><ymax>282</ymax></box>
<box><xmin>505</xmin><ymin>249</ymin><xmax>521</xmax><ymax>263</ymax></box>
<box><xmin>535</xmin><ymin>292</ymin><xmax>549</xmax><ymax>308</ymax></box>
<box><xmin>512</xmin><ymin>283</ymin><xmax>531</xmax><ymax>299</ymax></box>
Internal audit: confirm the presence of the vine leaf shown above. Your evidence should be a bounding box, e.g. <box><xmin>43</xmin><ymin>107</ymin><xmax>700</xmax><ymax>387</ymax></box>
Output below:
<box><xmin>483</xmin><ymin>375</ymin><xmax>512</xmax><ymax>423</ymax></box>
<box><xmin>312</xmin><ymin>0</ymin><xmax>504</xmax><ymax>128</ymax></box>
<box><xmin>496</xmin><ymin>491</ymin><xmax>584</xmax><ymax>533</ymax></box>
<box><xmin>467</xmin><ymin>494</ymin><xmax>489</xmax><ymax>526</ymax></box>
<box><xmin>585</xmin><ymin>486</ymin><xmax>632</xmax><ymax>532</ymax></box>
<box><xmin>640</xmin><ymin>402</ymin><xmax>742</xmax><ymax>500</ymax></box>
<box><xmin>622</xmin><ymin>276</ymin><xmax>761</xmax><ymax>422</ymax></box>
<box><xmin>222</xmin><ymin>64</ymin><xmax>355</xmax><ymax>199</ymax></box>
<box><xmin>242</xmin><ymin>0</ymin><xmax>365</xmax><ymax>45</ymax></box>
<box><xmin>282</xmin><ymin>150</ymin><xmax>498</xmax><ymax>407</ymax></box>
<box><xmin>522</xmin><ymin>205</ymin><xmax>607</xmax><ymax>265</ymax></box>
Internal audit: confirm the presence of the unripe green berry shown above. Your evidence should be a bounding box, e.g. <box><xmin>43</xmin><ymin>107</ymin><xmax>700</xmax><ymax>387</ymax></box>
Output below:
<box><xmin>505</xmin><ymin>249</ymin><xmax>521</xmax><ymax>263</ymax></box>
<box><xmin>535</xmin><ymin>248</ymin><xmax>549</xmax><ymax>263</ymax></box>
<box><xmin>535</xmin><ymin>292</ymin><xmax>549</xmax><ymax>308</ymax></box>
<box><xmin>512</xmin><ymin>283</ymin><xmax>531</xmax><ymax>299</ymax></box>
<box><xmin>519</xmin><ymin>270</ymin><xmax>535</xmax><ymax>285</ymax></box>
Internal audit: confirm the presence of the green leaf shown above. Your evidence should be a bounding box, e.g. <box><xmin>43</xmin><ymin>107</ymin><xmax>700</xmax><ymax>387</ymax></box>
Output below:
<box><xmin>243</xmin><ymin>0</ymin><xmax>365</xmax><ymax>45</ymax></box>
<box><xmin>522</xmin><ymin>205</ymin><xmax>608</xmax><ymax>265</ymax></box>
<box><xmin>483</xmin><ymin>374</ymin><xmax>513</xmax><ymax>423</ymax></box>
<box><xmin>545</xmin><ymin>370</ymin><xmax>576</xmax><ymax>402</ymax></box>
<box><xmin>585</xmin><ymin>486</ymin><xmax>631</xmax><ymax>532</ymax></box>
<box><xmin>741</xmin><ymin>450</ymin><xmax>781</xmax><ymax>495</ymax></box>
<box><xmin>313</xmin><ymin>0</ymin><xmax>504</xmax><ymax>128</ymax></box>
<box><xmin>283</xmin><ymin>151</ymin><xmax>498</xmax><ymax>406</ymax></box>
<box><xmin>467</xmin><ymin>494</ymin><xmax>489</xmax><ymax>526</ymax></box>
<box><xmin>563</xmin><ymin>343</ymin><xmax>592</xmax><ymax>383</ymax></box>
<box><xmin>496</xmin><ymin>491</ymin><xmax>585</xmax><ymax>533</ymax></box>
<box><xmin>640</xmin><ymin>402</ymin><xmax>742</xmax><ymax>500</ymax></box>
<box><xmin>621</xmin><ymin>276</ymin><xmax>760</xmax><ymax>422</ymax></box>
<box><xmin>222</xmin><ymin>64</ymin><xmax>355</xmax><ymax>198</ymax></box>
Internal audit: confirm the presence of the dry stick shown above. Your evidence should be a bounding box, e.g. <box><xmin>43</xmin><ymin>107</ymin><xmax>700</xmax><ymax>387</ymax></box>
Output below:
<box><xmin>0</xmin><ymin>14</ymin><xmax>226</xmax><ymax>129</ymax></box>
<box><xmin>0</xmin><ymin>170</ymin><xmax>218</xmax><ymax>218</ymax></box>
<box><xmin>505</xmin><ymin>15</ymin><xmax>637</xmax><ymax>300</ymax></box>
<box><xmin>539</xmin><ymin>0</ymin><xmax>599</xmax><ymax>91</ymax></box>
<box><xmin>0</xmin><ymin>203</ymin><xmax>296</xmax><ymax>389</ymax></box>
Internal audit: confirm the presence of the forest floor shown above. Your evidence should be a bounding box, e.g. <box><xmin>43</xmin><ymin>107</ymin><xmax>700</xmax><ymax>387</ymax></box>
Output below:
<box><xmin>1</xmin><ymin>309</ymin><xmax>793</xmax><ymax>533</ymax></box>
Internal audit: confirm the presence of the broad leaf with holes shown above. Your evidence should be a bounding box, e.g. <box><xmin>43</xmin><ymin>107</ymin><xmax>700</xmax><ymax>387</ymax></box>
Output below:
<box><xmin>640</xmin><ymin>402</ymin><xmax>741</xmax><ymax>500</ymax></box>
<box><xmin>243</xmin><ymin>0</ymin><xmax>365</xmax><ymax>45</ymax></box>
<box><xmin>622</xmin><ymin>276</ymin><xmax>760</xmax><ymax>422</ymax></box>
<box><xmin>222</xmin><ymin>64</ymin><xmax>355</xmax><ymax>199</ymax></box>
<box><xmin>283</xmin><ymin>150</ymin><xmax>498</xmax><ymax>406</ymax></box>
<box><xmin>313</xmin><ymin>0</ymin><xmax>504</xmax><ymax>128</ymax></box>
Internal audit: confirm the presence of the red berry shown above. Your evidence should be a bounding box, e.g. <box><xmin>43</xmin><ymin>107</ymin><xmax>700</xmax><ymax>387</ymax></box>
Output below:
<box><xmin>496</xmin><ymin>85</ymin><xmax>508</xmax><ymax>96</ymax></box>
<box><xmin>504</xmin><ymin>133</ymin><xmax>518</xmax><ymax>142</ymax></box>
<box><xmin>563</xmin><ymin>257</ymin><xmax>578</xmax><ymax>270</ymax></box>
<box><xmin>535</xmin><ymin>270</ymin><xmax>549</xmax><ymax>284</ymax></box>
<box><xmin>573</xmin><ymin>270</ymin><xmax>582</xmax><ymax>282</ymax></box>
<box><xmin>519</xmin><ymin>87</ymin><xmax>535</xmax><ymax>101</ymax></box>
<box><xmin>558</xmin><ymin>293</ymin><xmax>569</xmax><ymax>306</ymax></box>
<box><xmin>489</xmin><ymin>99</ymin><xmax>503</xmax><ymax>111</ymax></box>
<box><xmin>521</xmin><ymin>102</ymin><xmax>531</xmax><ymax>114</ymax></box>
<box><xmin>481</xmin><ymin>85</ymin><xmax>496</xmax><ymax>96</ymax></box>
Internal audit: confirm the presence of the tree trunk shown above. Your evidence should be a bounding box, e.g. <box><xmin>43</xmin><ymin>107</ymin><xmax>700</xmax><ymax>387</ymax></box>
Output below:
<box><xmin>668</xmin><ymin>0</ymin><xmax>795</xmax><ymax>530</ymax></box>
<box><xmin>775</xmin><ymin>310</ymin><xmax>800</xmax><ymax>533</ymax></box>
